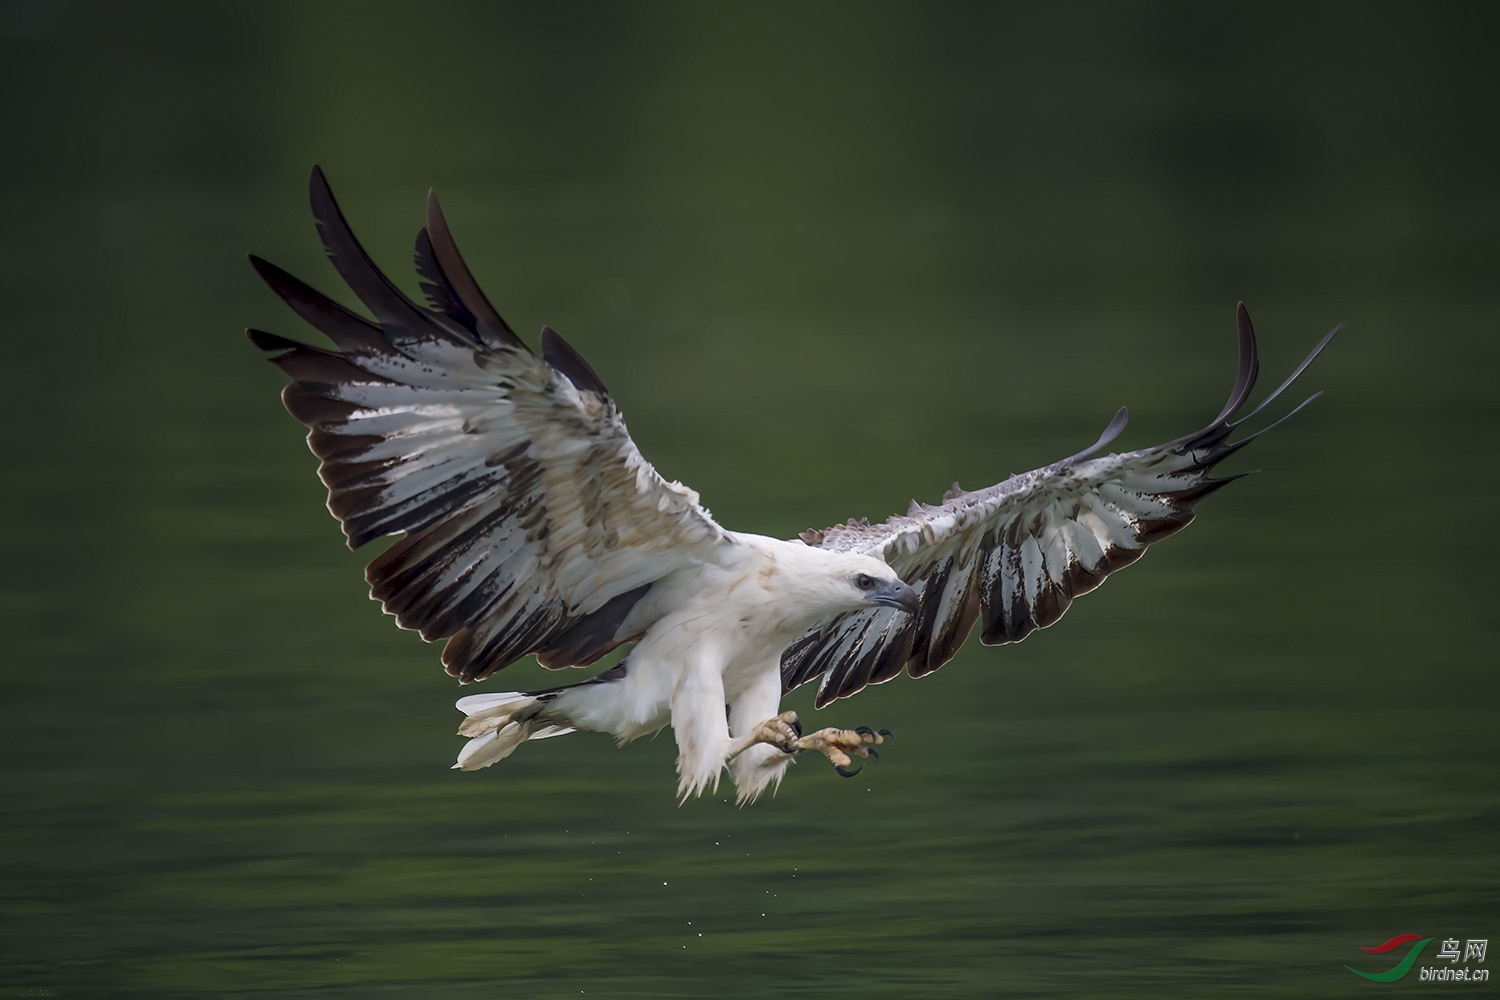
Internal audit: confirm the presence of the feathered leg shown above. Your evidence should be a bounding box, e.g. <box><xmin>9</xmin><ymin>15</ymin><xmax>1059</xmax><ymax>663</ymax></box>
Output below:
<box><xmin>671</xmin><ymin>646</ymin><xmax>732</xmax><ymax>801</ymax></box>
<box><xmin>726</xmin><ymin>668</ymin><xmax>796</xmax><ymax>805</ymax></box>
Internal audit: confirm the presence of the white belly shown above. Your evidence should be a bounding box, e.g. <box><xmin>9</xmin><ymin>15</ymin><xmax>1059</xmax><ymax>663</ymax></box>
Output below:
<box><xmin>550</xmin><ymin>537</ymin><xmax>821</xmax><ymax>742</ymax></box>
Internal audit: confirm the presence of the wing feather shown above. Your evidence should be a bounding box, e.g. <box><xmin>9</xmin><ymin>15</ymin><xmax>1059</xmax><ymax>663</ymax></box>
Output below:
<box><xmin>784</xmin><ymin>304</ymin><xmax>1338</xmax><ymax>707</ymax></box>
<box><xmin>250</xmin><ymin>166</ymin><xmax>727</xmax><ymax>682</ymax></box>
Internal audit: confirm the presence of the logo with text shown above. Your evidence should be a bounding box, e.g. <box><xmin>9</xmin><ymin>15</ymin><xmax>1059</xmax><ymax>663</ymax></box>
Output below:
<box><xmin>1346</xmin><ymin>934</ymin><xmax>1488</xmax><ymax>983</ymax></box>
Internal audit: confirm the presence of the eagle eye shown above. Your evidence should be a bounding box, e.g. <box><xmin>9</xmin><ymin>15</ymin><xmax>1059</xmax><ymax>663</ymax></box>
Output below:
<box><xmin>854</xmin><ymin>573</ymin><xmax>876</xmax><ymax>591</ymax></box>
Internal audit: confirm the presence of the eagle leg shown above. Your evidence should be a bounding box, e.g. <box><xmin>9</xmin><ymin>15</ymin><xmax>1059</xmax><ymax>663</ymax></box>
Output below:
<box><xmin>725</xmin><ymin>712</ymin><xmax>890</xmax><ymax>778</ymax></box>
<box><xmin>725</xmin><ymin>710</ymin><xmax>803</xmax><ymax>760</ymax></box>
<box><xmin>791</xmin><ymin>725</ymin><xmax>887</xmax><ymax>776</ymax></box>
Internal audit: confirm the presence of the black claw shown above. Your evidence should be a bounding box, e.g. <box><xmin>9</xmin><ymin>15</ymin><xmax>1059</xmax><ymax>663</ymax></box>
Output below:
<box><xmin>854</xmin><ymin>726</ymin><xmax>876</xmax><ymax>739</ymax></box>
<box><xmin>866</xmin><ymin>748</ymin><xmax>880</xmax><ymax>762</ymax></box>
<box><xmin>877</xmin><ymin>728</ymin><xmax>894</xmax><ymax>743</ymax></box>
<box><xmin>790</xmin><ymin>716</ymin><xmax>803</xmax><ymax>738</ymax></box>
<box><xmin>834</xmin><ymin>762</ymin><xmax>863</xmax><ymax>777</ymax></box>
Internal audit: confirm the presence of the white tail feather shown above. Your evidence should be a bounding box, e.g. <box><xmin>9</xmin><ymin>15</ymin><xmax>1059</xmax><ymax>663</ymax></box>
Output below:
<box><xmin>451</xmin><ymin>691</ymin><xmax>576</xmax><ymax>771</ymax></box>
<box><xmin>453</xmin><ymin>726</ymin><xmax>531</xmax><ymax>770</ymax></box>
<box><xmin>455</xmin><ymin>690</ymin><xmax>533</xmax><ymax>715</ymax></box>
<box><xmin>455</xmin><ymin>691</ymin><xmax>536</xmax><ymax>738</ymax></box>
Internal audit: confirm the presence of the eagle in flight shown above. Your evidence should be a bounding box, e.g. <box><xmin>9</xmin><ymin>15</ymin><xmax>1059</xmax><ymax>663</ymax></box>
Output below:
<box><xmin>248</xmin><ymin>167</ymin><xmax>1338</xmax><ymax>804</ymax></box>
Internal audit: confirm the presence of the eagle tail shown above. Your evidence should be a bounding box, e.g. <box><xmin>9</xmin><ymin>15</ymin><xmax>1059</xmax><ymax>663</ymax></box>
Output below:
<box><xmin>451</xmin><ymin>691</ymin><xmax>576</xmax><ymax>770</ymax></box>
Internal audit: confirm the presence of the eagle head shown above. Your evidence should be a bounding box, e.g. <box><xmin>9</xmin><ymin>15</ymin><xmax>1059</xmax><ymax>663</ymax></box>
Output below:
<box><xmin>830</xmin><ymin>554</ymin><xmax>919</xmax><ymax>617</ymax></box>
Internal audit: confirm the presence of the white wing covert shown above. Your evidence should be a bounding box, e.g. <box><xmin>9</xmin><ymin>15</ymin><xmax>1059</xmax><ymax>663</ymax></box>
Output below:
<box><xmin>783</xmin><ymin>305</ymin><xmax>1338</xmax><ymax>707</ymax></box>
<box><xmin>248</xmin><ymin>167</ymin><xmax>727</xmax><ymax>682</ymax></box>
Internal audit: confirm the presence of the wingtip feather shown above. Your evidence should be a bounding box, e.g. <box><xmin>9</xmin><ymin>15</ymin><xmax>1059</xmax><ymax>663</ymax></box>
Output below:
<box><xmin>1229</xmin><ymin>323</ymin><xmax>1341</xmax><ymax>428</ymax></box>
<box><xmin>245</xmin><ymin>327</ymin><xmax>303</xmax><ymax>353</ymax></box>
<box><xmin>1064</xmin><ymin>405</ymin><xmax>1130</xmax><ymax>464</ymax></box>
<box><xmin>540</xmin><ymin>326</ymin><xmax>610</xmax><ymax>396</ymax></box>
<box><xmin>424</xmin><ymin>187</ymin><xmax>524</xmax><ymax>350</ymax></box>
<box><xmin>308</xmin><ymin>162</ymin><xmax>331</xmax><ymax>201</ymax></box>
<box><xmin>1213</xmin><ymin>300</ymin><xmax>1261</xmax><ymax>424</ymax></box>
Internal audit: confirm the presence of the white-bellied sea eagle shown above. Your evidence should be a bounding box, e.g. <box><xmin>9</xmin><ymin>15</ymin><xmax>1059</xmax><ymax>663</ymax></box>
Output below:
<box><xmin>248</xmin><ymin>167</ymin><xmax>1339</xmax><ymax>803</ymax></box>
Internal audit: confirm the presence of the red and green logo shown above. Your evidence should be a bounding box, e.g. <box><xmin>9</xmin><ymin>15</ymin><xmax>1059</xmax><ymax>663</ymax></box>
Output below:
<box><xmin>1346</xmin><ymin>934</ymin><xmax>1433</xmax><ymax>982</ymax></box>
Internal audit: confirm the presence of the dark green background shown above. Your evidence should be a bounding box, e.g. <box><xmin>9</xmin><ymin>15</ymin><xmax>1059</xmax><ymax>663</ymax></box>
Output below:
<box><xmin>2</xmin><ymin>2</ymin><xmax>1495</xmax><ymax>996</ymax></box>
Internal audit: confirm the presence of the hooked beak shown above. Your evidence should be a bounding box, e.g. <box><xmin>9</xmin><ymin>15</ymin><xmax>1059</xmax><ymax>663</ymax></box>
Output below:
<box><xmin>874</xmin><ymin>580</ymin><xmax>920</xmax><ymax>617</ymax></box>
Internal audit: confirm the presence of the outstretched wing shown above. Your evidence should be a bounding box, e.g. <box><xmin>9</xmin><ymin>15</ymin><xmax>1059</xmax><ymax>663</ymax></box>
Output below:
<box><xmin>249</xmin><ymin>166</ymin><xmax>728</xmax><ymax>682</ymax></box>
<box><xmin>783</xmin><ymin>304</ymin><xmax>1338</xmax><ymax>708</ymax></box>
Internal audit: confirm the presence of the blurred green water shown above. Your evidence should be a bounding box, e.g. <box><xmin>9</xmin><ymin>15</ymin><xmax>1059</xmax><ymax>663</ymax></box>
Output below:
<box><xmin>1</xmin><ymin>2</ymin><xmax>1496</xmax><ymax>997</ymax></box>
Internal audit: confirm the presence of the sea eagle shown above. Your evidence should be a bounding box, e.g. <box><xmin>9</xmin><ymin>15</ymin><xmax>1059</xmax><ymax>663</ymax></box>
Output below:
<box><xmin>248</xmin><ymin>167</ymin><xmax>1338</xmax><ymax>804</ymax></box>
